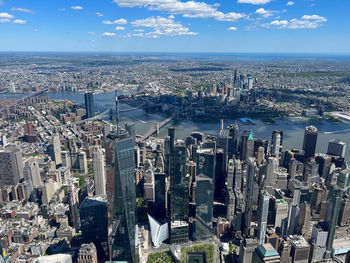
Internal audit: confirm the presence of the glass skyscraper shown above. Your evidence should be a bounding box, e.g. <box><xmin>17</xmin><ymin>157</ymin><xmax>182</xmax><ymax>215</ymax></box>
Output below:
<box><xmin>84</xmin><ymin>92</ymin><xmax>95</xmax><ymax>118</ymax></box>
<box><xmin>107</xmin><ymin>127</ymin><xmax>137</xmax><ymax>263</ymax></box>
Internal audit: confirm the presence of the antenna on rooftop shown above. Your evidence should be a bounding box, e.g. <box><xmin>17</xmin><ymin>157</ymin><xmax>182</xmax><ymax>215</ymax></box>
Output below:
<box><xmin>115</xmin><ymin>89</ymin><xmax>119</xmax><ymax>134</ymax></box>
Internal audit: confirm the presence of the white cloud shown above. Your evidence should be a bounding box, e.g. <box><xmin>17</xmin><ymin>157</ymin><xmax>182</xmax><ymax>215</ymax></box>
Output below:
<box><xmin>237</xmin><ymin>0</ymin><xmax>272</xmax><ymax>4</ymax></box>
<box><xmin>13</xmin><ymin>19</ymin><xmax>27</xmax><ymax>24</ymax></box>
<box><xmin>255</xmin><ymin>8</ymin><xmax>275</xmax><ymax>18</ymax></box>
<box><xmin>270</xmin><ymin>20</ymin><xmax>288</xmax><ymax>26</ymax></box>
<box><xmin>102</xmin><ymin>32</ymin><xmax>116</xmax><ymax>36</ymax></box>
<box><xmin>115</xmin><ymin>26</ymin><xmax>125</xmax><ymax>30</ymax></box>
<box><xmin>34</xmin><ymin>29</ymin><xmax>38</xmax><ymax>32</ymax></box>
<box><xmin>58</xmin><ymin>8</ymin><xmax>66</xmax><ymax>11</ymax></box>
<box><xmin>0</xmin><ymin>12</ymin><xmax>14</xmax><ymax>19</ymax></box>
<box><xmin>71</xmin><ymin>5</ymin><xmax>83</xmax><ymax>10</ymax></box>
<box><xmin>95</xmin><ymin>12</ymin><xmax>104</xmax><ymax>17</ymax></box>
<box><xmin>286</xmin><ymin>1</ymin><xmax>294</xmax><ymax>6</ymax></box>
<box><xmin>11</xmin><ymin>7</ymin><xmax>34</xmax><ymax>14</ymax></box>
<box><xmin>114</xmin><ymin>0</ymin><xmax>246</xmax><ymax>22</ymax></box>
<box><xmin>88</xmin><ymin>32</ymin><xmax>96</xmax><ymax>35</ymax></box>
<box><xmin>302</xmin><ymin>14</ymin><xmax>327</xmax><ymax>22</ymax></box>
<box><xmin>130</xmin><ymin>16</ymin><xmax>197</xmax><ymax>37</ymax></box>
<box><xmin>134</xmin><ymin>29</ymin><xmax>144</xmax><ymax>32</ymax></box>
<box><xmin>0</xmin><ymin>18</ymin><xmax>10</xmax><ymax>23</ymax></box>
<box><xmin>227</xmin><ymin>26</ymin><xmax>237</xmax><ymax>31</ymax></box>
<box><xmin>103</xmin><ymin>18</ymin><xmax>128</xmax><ymax>25</ymax></box>
<box><xmin>268</xmin><ymin>14</ymin><xmax>327</xmax><ymax>29</ymax></box>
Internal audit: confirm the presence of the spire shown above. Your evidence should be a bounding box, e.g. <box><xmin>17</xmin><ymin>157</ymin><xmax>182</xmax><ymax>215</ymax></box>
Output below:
<box><xmin>115</xmin><ymin>90</ymin><xmax>119</xmax><ymax>134</ymax></box>
<box><xmin>248</xmin><ymin>129</ymin><xmax>254</xmax><ymax>141</ymax></box>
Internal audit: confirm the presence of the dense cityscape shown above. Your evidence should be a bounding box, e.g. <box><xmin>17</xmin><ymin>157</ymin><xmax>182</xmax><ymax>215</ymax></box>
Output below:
<box><xmin>0</xmin><ymin>52</ymin><xmax>349</xmax><ymax>263</ymax></box>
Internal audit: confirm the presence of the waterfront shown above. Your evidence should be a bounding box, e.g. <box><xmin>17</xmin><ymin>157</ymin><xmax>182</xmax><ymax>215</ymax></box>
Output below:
<box><xmin>2</xmin><ymin>92</ymin><xmax>350</xmax><ymax>162</ymax></box>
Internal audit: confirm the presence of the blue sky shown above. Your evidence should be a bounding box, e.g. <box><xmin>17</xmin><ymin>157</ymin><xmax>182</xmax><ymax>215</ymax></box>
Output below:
<box><xmin>0</xmin><ymin>0</ymin><xmax>349</xmax><ymax>53</ymax></box>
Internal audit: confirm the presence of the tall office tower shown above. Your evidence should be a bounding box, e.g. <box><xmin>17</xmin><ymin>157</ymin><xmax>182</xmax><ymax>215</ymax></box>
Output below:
<box><xmin>71</xmin><ymin>152</ymin><xmax>88</xmax><ymax>174</ymax></box>
<box><xmin>303</xmin><ymin>126</ymin><xmax>318</xmax><ymax>160</ymax></box>
<box><xmin>274</xmin><ymin>199</ymin><xmax>288</xmax><ymax>232</ymax></box>
<box><xmin>291</xmin><ymin>236</ymin><xmax>310</xmax><ymax>263</ymax></box>
<box><xmin>234</xmin><ymin>159</ymin><xmax>243</xmax><ymax>191</ymax></box>
<box><xmin>0</xmin><ymin>149</ymin><xmax>23</xmax><ymax>188</ymax></box>
<box><xmin>256</xmin><ymin>146</ymin><xmax>265</xmax><ymax>165</ymax></box>
<box><xmin>337</xmin><ymin>169</ymin><xmax>350</xmax><ymax>194</ymax></box>
<box><xmin>265</xmin><ymin>157</ymin><xmax>278</xmax><ymax>188</ymax></box>
<box><xmin>50</xmin><ymin>135</ymin><xmax>62</xmax><ymax>166</ymax></box>
<box><xmin>23</xmin><ymin>159</ymin><xmax>41</xmax><ymax>197</ymax></box>
<box><xmin>315</xmin><ymin>154</ymin><xmax>332</xmax><ymax>179</ymax></box>
<box><xmin>297</xmin><ymin>202</ymin><xmax>311</xmax><ymax>239</ymax></box>
<box><xmin>327</xmin><ymin>139</ymin><xmax>346</xmax><ymax>158</ymax></box>
<box><xmin>78</xmin><ymin>243</ymin><xmax>98</xmax><ymax>263</ymax></box>
<box><xmin>227</xmin><ymin>123</ymin><xmax>239</xmax><ymax>157</ymax></box>
<box><xmin>288</xmin><ymin>204</ymin><xmax>300</xmax><ymax>235</ymax></box>
<box><xmin>338</xmin><ymin>196</ymin><xmax>350</xmax><ymax>226</ymax></box>
<box><xmin>24</xmin><ymin>158</ymin><xmax>41</xmax><ymax>187</ymax></box>
<box><xmin>80</xmin><ymin>196</ymin><xmax>108</xmax><ymax>259</ymax></box>
<box><xmin>195</xmin><ymin>148</ymin><xmax>215</xmax><ymax>239</ymax></box>
<box><xmin>310</xmin><ymin>223</ymin><xmax>328</xmax><ymax>262</ymax></box>
<box><xmin>271</xmin><ymin>132</ymin><xmax>281</xmax><ymax>158</ymax></box>
<box><xmin>254</xmin><ymin>139</ymin><xmax>268</xmax><ymax>157</ymax></box>
<box><xmin>240</xmin><ymin>130</ymin><xmax>254</xmax><ymax>162</ymax></box>
<box><xmin>106</xmin><ymin>124</ymin><xmax>137</xmax><ymax>262</ymax></box>
<box><xmin>325</xmin><ymin>186</ymin><xmax>343</xmax><ymax>258</ymax></box>
<box><xmin>247</xmin><ymin>76</ymin><xmax>254</xmax><ymax>90</ymax></box>
<box><xmin>85</xmin><ymin>92</ymin><xmax>95</xmax><ymax>118</ymax></box>
<box><xmin>239</xmin><ymin>238</ymin><xmax>259</xmax><ymax>263</ymax></box>
<box><xmin>215</xmin><ymin>148</ymin><xmax>225</xmax><ymax>200</ymax></box>
<box><xmin>93</xmin><ymin>147</ymin><xmax>106</xmax><ymax>195</ymax></box>
<box><xmin>244</xmin><ymin>157</ymin><xmax>257</xmax><ymax>234</ymax></box>
<box><xmin>195</xmin><ymin>176</ymin><xmax>214</xmax><ymax>240</ymax></box>
<box><xmin>271</xmin><ymin>130</ymin><xmax>283</xmax><ymax>149</ymax></box>
<box><xmin>227</xmin><ymin>159</ymin><xmax>235</xmax><ymax>189</ymax></box>
<box><xmin>168</xmin><ymin>135</ymin><xmax>189</xmax><ymax>244</ymax></box>
<box><xmin>257</xmin><ymin>190</ymin><xmax>270</xmax><ymax>244</ymax></box>
<box><xmin>233</xmin><ymin>69</ymin><xmax>238</xmax><ymax>84</ymax></box>
<box><xmin>144</xmin><ymin>168</ymin><xmax>155</xmax><ymax>202</ymax></box>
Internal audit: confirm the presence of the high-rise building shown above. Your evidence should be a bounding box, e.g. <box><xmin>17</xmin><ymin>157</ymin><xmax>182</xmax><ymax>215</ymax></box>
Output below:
<box><xmin>144</xmin><ymin>168</ymin><xmax>155</xmax><ymax>202</ymax></box>
<box><xmin>327</xmin><ymin>139</ymin><xmax>346</xmax><ymax>158</ymax></box>
<box><xmin>93</xmin><ymin>147</ymin><xmax>106</xmax><ymax>195</ymax></box>
<box><xmin>0</xmin><ymin>149</ymin><xmax>23</xmax><ymax>188</ymax></box>
<box><xmin>23</xmin><ymin>158</ymin><xmax>42</xmax><ymax>197</ymax></box>
<box><xmin>325</xmin><ymin>186</ymin><xmax>343</xmax><ymax>258</ymax></box>
<box><xmin>338</xmin><ymin>196</ymin><xmax>350</xmax><ymax>226</ymax></box>
<box><xmin>271</xmin><ymin>130</ymin><xmax>283</xmax><ymax>158</ymax></box>
<box><xmin>239</xmin><ymin>238</ymin><xmax>259</xmax><ymax>263</ymax></box>
<box><xmin>274</xmin><ymin>199</ymin><xmax>288</xmax><ymax>232</ymax></box>
<box><xmin>49</xmin><ymin>135</ymin><xmax>62</xmax><ymax>166</ymax></box>
<box><xmin>107</xmin><ymin>125</ymin><xmax>137</xmax><ymax>262</ymax></box>
<box><xmin>80</xmin><ymin>196</ymin><xmax>108</xmax><ymax>259</ymax></box>
<box><xmin>85</xmin><ymin>92</ymin><xmax>95</xmax><ymax>118</ymax></box>
<box><xmin>240</xmin><ymin>130</ymin><xmax>254</xmax><ymax>162</ymax></box>
<box><xmin>290</xmin><ymin>236</ymin><xmax>310</xmax><ymax>263</ymax></box>
<box><xmin>227</xmin><ymin>123</ymin><xmax>239</xmax><ymax>158</ymax></box>
<box><xmin>258</xmin><ymin>190</ymin><xmax>270</xmax><ymax>245</ymax></box>
<box><xmin>337</xmin><ymin>169</ymin><xmax>350</xmax><ymax>194</ymax></box>
<box><xmin>252</xmin><ymin>243</ymin><xmax>280</xmax><ymax>263</ymax></box>
<box><xmin>245</xmin><ymin>157</ymin><xmax>257</xmax><ymax>233</ymax></box>
<box><xmin>169</xmin><ymin>137</ymin><xmax>189</xmax><ymax>243</ymax></box>
<box><xmin>78</xmin><ymin>243</ymin><xmax>98</xmax><ymax>263</ymax></box>
<box><xmin>71</xmin><ymin>151</ymin><xmax>88</xmax><ymax>175</ymax></box>
<box><xmin>302</xmin><ymin>126</ymin><xmax>318</xmax><ymax>160</ymax></box>
<box><xmin>194</xmin><ymin>176</ymin><xmax>214</xmax><ymax>240</ymax></box>
<box><xmin>297</xmin><ymin>202</ymin><xmax>311</xmax><ymax>239</ymax></box>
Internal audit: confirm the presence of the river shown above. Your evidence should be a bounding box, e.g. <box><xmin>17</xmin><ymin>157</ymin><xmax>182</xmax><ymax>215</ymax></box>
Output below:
<box><xmin>2</xmin><ymin>92</ymin><xmax>350</xmax><ymax>162</ymax></box>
